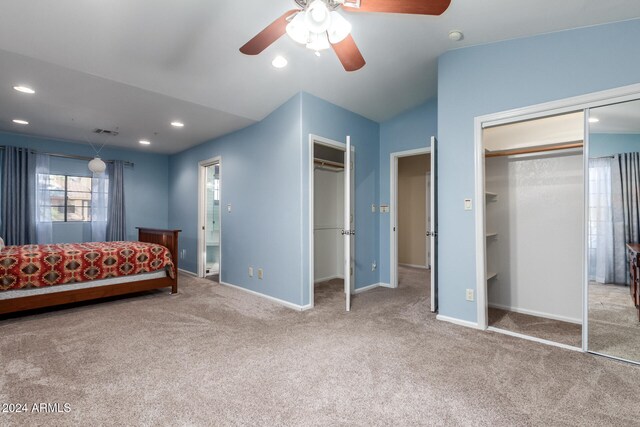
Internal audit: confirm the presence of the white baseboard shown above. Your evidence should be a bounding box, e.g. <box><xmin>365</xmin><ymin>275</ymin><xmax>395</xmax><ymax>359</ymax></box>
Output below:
<box><xmin>488</xmin><ymin>303</ymin><xmax>581</xmax><ymax>325</ymax></box>
<box><xmin>487</xmin><ymin>326</ymin><xmax>582</xmax><ymax>352</ymax></box>
<box><xmin>178</xmin><ymin>268</ymin><xmax>197</xmax><ymax>277</ymax></box>
<box><xmin>399</xmin><ymin>263</ymin><xmax>429</xmax><ymax>270</ymax></box>
<box><xmin>314</xmin><ymin>275</ymin><xmax>344</xmax><ymax>284</ymax></box>
<box><xmin>436</xmin><ymin>314</ymin><xmax>481</xmax><ymax>330</ymax></box>
<box><xmin>220</xmin><ymin>281</ymin><xmax>311</xmax><ymax>311</ymax></box>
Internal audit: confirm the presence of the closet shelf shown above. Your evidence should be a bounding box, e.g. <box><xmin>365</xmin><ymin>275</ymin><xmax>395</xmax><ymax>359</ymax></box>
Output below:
<box><xmin>485</xmin><ymin>191</ymin><xmax>498</xmax><ymax>200</ymax></box>
<box><xmin>486</xmin><ymin>232</ymin><xmax>498</xmax><ymax>238</ymax></box>
<box><xmin>314</xmin><ymin>226</ymin><xmax>343</xmax><ymax>231</ymax></box>
<box><xmin>487</xmin><ymin>272</ymin><xmax>497</xmax><ymax>281</ymax></box>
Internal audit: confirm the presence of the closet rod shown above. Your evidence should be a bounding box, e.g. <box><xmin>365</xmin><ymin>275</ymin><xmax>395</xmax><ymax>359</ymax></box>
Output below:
<box><xmin>314</xmin><ymin>158</ymin><xmax>344</xmax><ymax>169</ymax></box>
<box><xmin>0</xmin><ymin>145</ymin><xmax>134</xmax><ymax>167</ymax></box>
<box><xmin>485</xmin><ymin>142</ymin><xmax>583</xmax><ymax>158</ymax></box>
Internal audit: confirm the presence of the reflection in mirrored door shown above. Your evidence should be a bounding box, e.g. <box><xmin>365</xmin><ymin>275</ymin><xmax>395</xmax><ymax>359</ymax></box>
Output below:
<box><xmin>205</xmin><ymin>164</ymin><xmax>220</xmax><ymax>277</ymax></box>
<box><xmin>588</xmin><ymin>99</ymin><xmax>640</xmax><ymax>363</ymax></box>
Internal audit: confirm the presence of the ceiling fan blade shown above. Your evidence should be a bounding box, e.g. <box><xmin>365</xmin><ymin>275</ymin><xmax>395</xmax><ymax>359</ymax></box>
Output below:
<box><xmin>343</xmin><ymin>0</ymin><xmax>451</xmax><ymax>15</ymax></box>
<box><xmin>240</xmin><ymin>9</ymin><xmax>300</xmax><ymax>55</ymax></box>
<box><xmin>331</xmin><ymin>34</ymin><xmax>366</xmax><ymax>72</ymax></box>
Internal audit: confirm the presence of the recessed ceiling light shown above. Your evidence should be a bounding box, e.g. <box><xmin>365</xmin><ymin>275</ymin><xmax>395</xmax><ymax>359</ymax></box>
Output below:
<box><xmin>139</xmin><ymin>140</ymin><xmax>151</xmax><ymax>145</ymax></box>
<box><xmin>589</xmin><ymin>117</ymin><xmax>600</xmax><ymax>123</ymax></box>
<box><xmin>171</xmin><ymin>121</ymin><xmax>185</xmax><ymax>128</ymax></box>
<box><xmin>13</xmin><ymin>85</ymin><xmax>35</xmax><ymax>94</ymax></box>
<box><xmin>448</xmin><ymin>30</ymin><xmax>464</xmax><ymax>42</ymax></box>
<box><xmin>272</xmin><ymin>56</ymin><xmax>288</xmax><ymax>69</ymax></box>
<box><xmin>12</xmin><ymin>119</ymin><xmax>29</xmax><ymax>125</ymax></box>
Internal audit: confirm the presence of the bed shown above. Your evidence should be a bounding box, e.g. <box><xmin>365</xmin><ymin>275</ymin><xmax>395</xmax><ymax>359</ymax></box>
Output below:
<box><xmin>0</xmin><ymin>228</ymin><xmax>180</xmax><ymax>315</ymax></box>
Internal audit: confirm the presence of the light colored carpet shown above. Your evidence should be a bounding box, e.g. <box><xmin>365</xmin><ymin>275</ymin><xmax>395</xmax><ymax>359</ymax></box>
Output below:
<box><xmin>2</xmin><ymin>267</ymin><xmax>640</xmax><ymax>426</ymax></box>
<box><xmin>488</xmin><ymin>308</ymin><xmax>582</xmax><ymax>348</ymax></box>
<box><xmin>589</xmin><ymin>281</ymin><xmax>640</xmax><ymax>362</ymax></box>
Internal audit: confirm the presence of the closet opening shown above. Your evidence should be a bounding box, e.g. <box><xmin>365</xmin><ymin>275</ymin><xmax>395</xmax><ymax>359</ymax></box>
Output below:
<box><xmin>312</xmin><ymin>141</ymin><xmax>347</xmax><ymax>307</ymax></box>
<box><xmin>391</xmin><ymin>152</ymin><xmax>431</xmax><ymax>293</ymax></box>
<box><xmin>482</xmin><ymin>112</ymin><xmax>585</xmax><ymax>348</ymax></box>
<box><xmin>198</xmin><ymin>158</ymin><xmax>221</xmax><ymax>281</ymax></box>
<box><xmin>389</xmin><ymin>142</ymin><xmax>438</xmax><ymax>312</ymax></box>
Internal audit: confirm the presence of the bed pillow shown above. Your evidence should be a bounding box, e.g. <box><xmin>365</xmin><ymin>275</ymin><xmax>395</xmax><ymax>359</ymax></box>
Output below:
<box><xmin>0</xmin><ymin>237</ymin><xmax>4</xmax><ymax>250</ymax></box>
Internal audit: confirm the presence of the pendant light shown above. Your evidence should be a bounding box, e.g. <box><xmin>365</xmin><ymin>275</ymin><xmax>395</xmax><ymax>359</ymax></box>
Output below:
<box><xmin>88</xmin><ymin>157</ymin><xmax>107</xmax><ymax>174</ymax></box>
<box><xmin>86</xmin><ymin>134</ymin><xmax>109</xmax><ymax>175</ymax></box>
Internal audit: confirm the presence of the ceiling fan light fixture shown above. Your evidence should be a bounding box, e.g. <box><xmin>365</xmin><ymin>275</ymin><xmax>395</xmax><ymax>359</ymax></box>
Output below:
<box><xmin>306</xmin><ymin>32</ymin><xmax>331</xmax><ymax>52</ymax></box>
<box><xmin>305</xmin><ymin>0</ymin><xmax>331</xmax><ymax>33</ymax></box>
<box><xmin>327</xmin><ymin>11</ymin><xmax>352</xmax><ymax>44</ymax></box>
<box><xmin>286</xmin><ymin>11</ymin><xmax>310</xmax><ymax>44</ymax></box>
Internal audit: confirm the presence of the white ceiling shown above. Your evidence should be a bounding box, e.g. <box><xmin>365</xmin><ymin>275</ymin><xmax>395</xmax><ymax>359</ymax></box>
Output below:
<box><xmin>591</xmin><ymin>99</ymin><xmax>640</xmax><ymax>134</ymax></box>
<box><xmin>0</xmin><ymin>0</ymin><xmax>639</xmax><ymax>154</ymax></box>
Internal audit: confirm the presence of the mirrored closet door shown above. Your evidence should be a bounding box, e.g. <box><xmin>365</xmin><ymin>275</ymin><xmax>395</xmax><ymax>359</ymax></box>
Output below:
<box><xmin>587</xmin><ymin>99</ymin><xmax>640</xmax><ymax>363</ymax></box>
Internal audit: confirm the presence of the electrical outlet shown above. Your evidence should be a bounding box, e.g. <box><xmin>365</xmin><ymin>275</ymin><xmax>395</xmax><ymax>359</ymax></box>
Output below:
<box><xmin>258</xmin><ymin>268</ymin><xmax>263</xmax><ymax>280</ymax></box>
<box><xmin>466</xmin><ymin>289</ymin><xmax>474</xmax><ymax>301</ymax></box>
<box><xmin>371</xmin><ymin>261</ymin><xmax>377</xmax><ymax>271</ymax></box>
<box><xmin>248</xmin><ymin>267</ymin><xmax>253</xmax><ymax>278</ymax></box>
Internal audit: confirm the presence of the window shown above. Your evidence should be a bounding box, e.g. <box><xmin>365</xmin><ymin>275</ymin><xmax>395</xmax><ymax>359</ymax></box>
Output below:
<box><xmin>39</xmin><ymin>174</ymin><xmax>93</xmax><ymax>222</ymax></box>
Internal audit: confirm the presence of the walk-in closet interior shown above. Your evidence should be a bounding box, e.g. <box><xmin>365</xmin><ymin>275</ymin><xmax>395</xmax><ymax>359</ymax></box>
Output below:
<box><xmin>204</xmin><ymin>163</ymin><xmax>221</xmax><ymax>277</ymax></box>
<box><xmin>313</xmin><ymin>143</ymin><xmax>345</xmax><ymax>303</ymax></box>
<box><xmin>483</xmin><ymin>112</ymin><xmax>585</xmax><ymax>347</ymax></box>
<box><xmin>397</xmin><ymin>154</ymin><xmax>431</xmax><ymax>273</ymax></box>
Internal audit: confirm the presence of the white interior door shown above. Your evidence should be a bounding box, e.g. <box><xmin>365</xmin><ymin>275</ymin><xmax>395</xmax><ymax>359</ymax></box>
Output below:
<box><xmin>344</xmin><ymin>136</ymin><xmax>354</xmax><ymax>311</ymax></box>
<box><xmin>430</xmin><ymin>137</ymin><xmax>438</xmax><ymax>313</ymax></box>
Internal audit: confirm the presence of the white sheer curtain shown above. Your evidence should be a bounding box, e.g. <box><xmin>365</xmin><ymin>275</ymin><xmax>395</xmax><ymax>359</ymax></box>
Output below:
<box><xmin>589</xmin><ymin>158</ymin><xmax>614</xmax><ymax>283</ymax></box>
<box><xmin>91</xmin><ymin>171</ymin><xmax>108</xmax><ymax>242</ymax></box>
<box><xmin>589</xmin><ymin>157</ymin><xmax>627</xmax><ymax>284</ymax></box>
<box><xmin>35</xmin><ymin>153</ymin><xmax>53</xmax><ymax>244</ymax></box>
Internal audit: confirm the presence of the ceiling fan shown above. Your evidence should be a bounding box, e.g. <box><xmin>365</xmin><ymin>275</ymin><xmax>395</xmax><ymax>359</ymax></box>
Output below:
<box><xmin>239</xmin><ymin>0</ymin><xmax>451</xmax><ymax>72</ymax></box>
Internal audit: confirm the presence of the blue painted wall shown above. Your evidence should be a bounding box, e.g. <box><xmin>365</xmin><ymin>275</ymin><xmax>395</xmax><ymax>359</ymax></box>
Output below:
<box><xmin>168</xmin><ymin>92</ymin><xmax>380</xmax><ymax>307</ymax></box>
<box><xmin>437</xmin><ymin>19</ymin><xmax>640</xmax><ymax>323</ymax></box>
<box><xmin>300</xmin><ymin>92</ymin><xmax>380</xmax><ymax>304</ymax></box>
<box><xmin>169</xmin><ymin>94</ymin><xmax>305</xmax><ymax>305</ymax></box>
<box><xmin>590</xmin><ymin>133</ymin><xmax>640</xmax><ymax>157</ymax></box>
<box><xmin>0</xmin><ymin>132</ymin><xmax>169</xmax><ymax>243</ymax></box>
<box><xmin>378</xmin><ymin>98</ymin><xmax>438</xmax><ymax>284</ymax></box>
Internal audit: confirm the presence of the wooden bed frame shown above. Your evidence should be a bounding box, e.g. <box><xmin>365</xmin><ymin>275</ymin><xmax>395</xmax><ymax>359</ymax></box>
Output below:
<box><xmin>0</xmin><ymin>228</ymin><xmax>181</xmax><ymax>316</ymax></box>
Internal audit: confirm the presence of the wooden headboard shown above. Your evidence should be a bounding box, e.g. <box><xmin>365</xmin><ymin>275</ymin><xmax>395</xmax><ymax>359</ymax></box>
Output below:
<box><xmin>136</xmin><ymin>228</ymin><xmax>181</xmax><ymax>271</ymax></box>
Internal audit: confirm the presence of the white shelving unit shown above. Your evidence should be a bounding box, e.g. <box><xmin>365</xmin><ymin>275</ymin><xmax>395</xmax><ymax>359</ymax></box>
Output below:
<box><xmin>486</xmin><ymin>190</ymin><xmax>498</xmax><ymax>284</ymax></box>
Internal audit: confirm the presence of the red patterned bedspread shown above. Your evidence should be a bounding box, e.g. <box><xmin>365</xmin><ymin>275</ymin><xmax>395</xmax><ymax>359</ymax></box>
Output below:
<box><xmin>0</xmin><ymin>241</ymin><xmax>175</xmax><ymax>291</ymax></box>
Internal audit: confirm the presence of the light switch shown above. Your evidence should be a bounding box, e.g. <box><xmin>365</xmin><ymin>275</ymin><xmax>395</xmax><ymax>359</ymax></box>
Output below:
<box><xmin>464</xmin><ymin>199</ymin><xmax>472</xmax><ymax>211</ymax></box>
<box><xmin>227</xmin><ymin>204</ymin><xmax>232</xmax><ymax>213</ymax></box>
<box><xmin>371</xmin><ymin>204</ymin><xmax>376</xmax><ymax>213</ymax></box>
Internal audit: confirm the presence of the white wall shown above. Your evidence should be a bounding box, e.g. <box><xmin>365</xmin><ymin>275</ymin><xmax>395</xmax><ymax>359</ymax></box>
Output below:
<box><xmin>486</xmin><ymin>153</ymin><xmax>584</xmax><ymax>323</ymax></box>
<box><xmin>314</xmin><ymin>168</ymin><xmax>344</xmax><ymax>282</ymax></box>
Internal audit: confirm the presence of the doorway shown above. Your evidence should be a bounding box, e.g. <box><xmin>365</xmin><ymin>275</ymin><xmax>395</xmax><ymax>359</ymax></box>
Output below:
<box><xmin>308</xmin><ymin>134</ymin><xmax>355</xmax><ymax>311</ymax></box>
<box><xmin>390</xmin><ymin>142</ymin><xmax>437</xmax><ymax>312</ymax></box>
<box><xmin>198</xmin><ymin>158</ymin><xmax>221</xmax><ymax>281</ymax></box>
